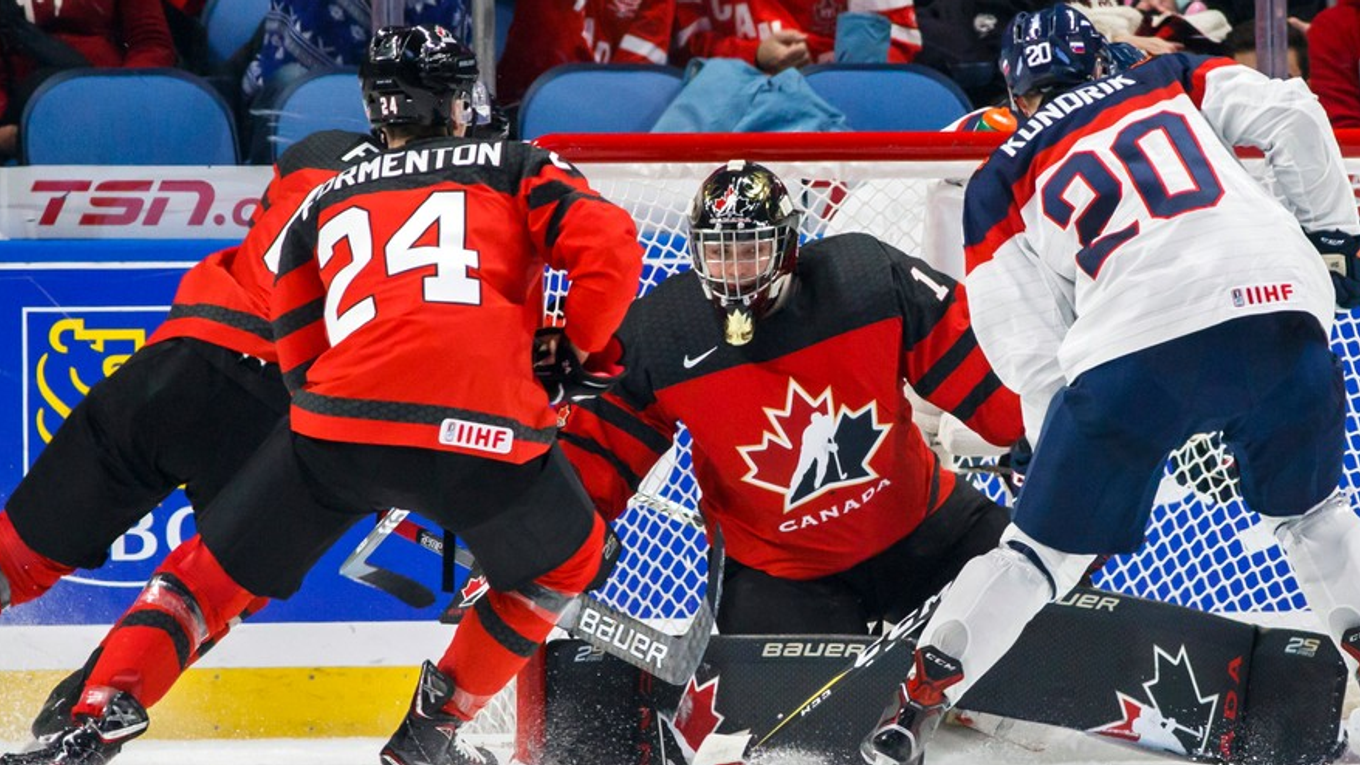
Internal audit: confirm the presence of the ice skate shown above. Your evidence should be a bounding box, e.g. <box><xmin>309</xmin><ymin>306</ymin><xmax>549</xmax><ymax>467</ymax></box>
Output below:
<box><xmin>861</xmin><ymin>645</ymin><xmax>963</xmax><ymax>765</ymax></box>
<box><xmin>380</xmin><ymin>661</ymin><xmax>497</xmax><ymax>765</ymax></box>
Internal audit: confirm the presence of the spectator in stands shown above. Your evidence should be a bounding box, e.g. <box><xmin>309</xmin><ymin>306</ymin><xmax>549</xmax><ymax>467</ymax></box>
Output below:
<box><xmin>0</xmin><ymin>0</ymin><xmax>175</xmax><ymax>158</ymax></box>
<box><xmin>1202</xmin><ymin>0</ymin><xmax>1321</xmax><ymax>27</ymax></box>
<box><xmin>1226</xmin><ymin>19</ymin><xmax>1309</xmax><ymax>80</ymax></box>
<box><xmin>242</xmin><ymin>0</ymin><xmax>471</xmax><ymax>162</ymax></box>
<box><xmin>672</xmin><ymin>0</ymin><xmax>921</xmax><ymax>74</ymax></box>
<box><xmin>914</xmin><ymin>0</ymin><xmax>1039</xmax><ymax>107</ymax></box>
<box><xmin>1306</xmin><ymin>0</ymin><xmax>1359</xmax><ymax>127</ymax></box>
<box><xmin>497</xmin><ymin>0</ymin><xmax>675</xmax><ymax>111</ymax></box>
<box><xmin>1071</xmin><ymin>0</ymin><xmax>1229</xmax><ymax>56</ymax></box>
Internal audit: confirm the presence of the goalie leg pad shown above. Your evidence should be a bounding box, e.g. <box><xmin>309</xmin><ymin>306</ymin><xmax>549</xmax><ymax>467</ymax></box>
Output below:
<box><xmin>918</xmin><ymin>524</ymin><xmax>1095</xmax><ymax>703</ymax></box>
<box><xmin>1274</xmin><ymin>489</ymin><xmax>1360</xmax><ymax>640</ymax></box>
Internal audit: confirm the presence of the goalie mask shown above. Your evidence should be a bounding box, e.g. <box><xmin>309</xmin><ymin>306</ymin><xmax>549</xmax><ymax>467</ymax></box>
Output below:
<box><xmin>361</xmin><ymin>24</ymin><xmax>480</xmax><ymax>135</ymax></box>
<box><xmin>688</xmin><ymin>160</ymin><xmax>801</xmax><ymax>346</ymax></box>
<box><xmin>1000</xmin><ymin>4</ymin><xmax>1107</xmax><ymax>108</ymax></box>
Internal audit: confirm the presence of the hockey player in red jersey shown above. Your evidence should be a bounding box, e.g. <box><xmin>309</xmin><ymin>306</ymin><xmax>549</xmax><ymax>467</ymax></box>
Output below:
<box><xmin>862</xmin><ymin>6</ymin><xmax>1360</xmax><ymax>765</ymax></box>
<box><xmin>674</xmin><ymin>0</ymin><xmax>921</xmax><ymax>73</ymax></box>
<box><xmin>560</xmin><ymin>160</ymin><xmax>1023</xmax><ymax>636</ymax></box>
<box><xmin>0</xmin><ymin>125</ymin><xmax>377</xmax><ymax>635</ymax></box>
<box><xmin>1</xmin><ymin>24</ymin><xmax>642</xmax><ymax>765</ymax></box>
<box><xmin>0</xmin><ymin>127</ymin><xmax>381</xmax><ymax>744</ymax></box>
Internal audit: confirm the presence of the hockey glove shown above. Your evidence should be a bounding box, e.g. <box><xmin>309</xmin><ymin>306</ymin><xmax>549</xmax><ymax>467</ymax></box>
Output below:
<box><xmin>532</xmin><ymin>327</ymin><xmax>624</xmax><ymax>405</ymax></box>
<box><xmin>1307</xmin><ymin>229</ymin><xmax>1360</xmax><ymax>309</ymax></box>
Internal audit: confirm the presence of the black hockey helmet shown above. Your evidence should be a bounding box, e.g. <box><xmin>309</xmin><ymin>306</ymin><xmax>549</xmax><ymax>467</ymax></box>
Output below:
<box><xmin>687</xmin><ymin>160</ymin><xmax>801</xmax><ymax>346</ymax></box>
<box><xmin>361</xmin><ymin>24</ymin><xmax>478</xmax><ymax>132</ymax></box>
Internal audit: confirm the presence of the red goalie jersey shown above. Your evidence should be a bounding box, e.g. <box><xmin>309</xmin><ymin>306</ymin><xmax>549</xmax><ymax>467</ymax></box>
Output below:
<box><xmin>561</xmin><ymin>233</ymin><xmax>1021</xmax><ymax>579</ymax></box>
<box><xmin>272</xmin><ymin>138</ymin><xmax>642</xmax><ymax>463</ymax></box>
<box><xmin>674</xmin><ymin>0</ymin><xmax>921</xmax><ymax>68</ymax></box>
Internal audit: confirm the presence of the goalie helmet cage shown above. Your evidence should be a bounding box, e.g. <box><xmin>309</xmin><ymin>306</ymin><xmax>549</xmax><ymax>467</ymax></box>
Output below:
<box><xmin>458</xmin><ymin>130</ymin><xmax>1360</xmax><ymax>752</ymax></box>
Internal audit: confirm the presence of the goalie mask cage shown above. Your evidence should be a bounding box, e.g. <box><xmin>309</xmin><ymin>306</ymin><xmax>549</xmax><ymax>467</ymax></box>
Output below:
<box><xmin>461</xmin><ymin>130</ymin><xmax>1360</xmax><ymax>749</ymax></box>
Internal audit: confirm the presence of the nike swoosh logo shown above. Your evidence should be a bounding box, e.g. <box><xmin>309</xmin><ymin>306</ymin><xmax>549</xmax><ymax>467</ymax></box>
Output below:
<box><xmin>683</xmin><ymin>346</ymin><xmax>718</xmax><ymax>369</ymax></box>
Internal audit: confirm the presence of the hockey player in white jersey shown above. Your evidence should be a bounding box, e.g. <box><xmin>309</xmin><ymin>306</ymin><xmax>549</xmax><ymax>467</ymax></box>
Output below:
<box><xmin>861</xmin><ymin>5</ymin><xmax>1360</xmax><ymax>765</ymax></box>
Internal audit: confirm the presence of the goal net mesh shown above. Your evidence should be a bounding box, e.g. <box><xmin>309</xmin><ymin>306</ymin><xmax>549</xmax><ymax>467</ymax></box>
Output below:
<box><xmin>462</xmin><ymin>136</ymin><xmax>1360</xmax><ymax>747</ymax></box>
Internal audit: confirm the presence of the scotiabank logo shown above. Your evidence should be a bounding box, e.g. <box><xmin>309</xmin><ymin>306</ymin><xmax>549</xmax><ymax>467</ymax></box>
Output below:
<box><xmin>31</xmin><ymin>179</ymin><xmax>259</xmax><ymax>229</ymax></box>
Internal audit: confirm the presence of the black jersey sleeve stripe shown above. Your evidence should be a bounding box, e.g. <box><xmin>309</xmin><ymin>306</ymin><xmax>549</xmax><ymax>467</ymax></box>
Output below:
<box><xmin>528</xmin><ymin>180</ymin><xmax>582</xmax><ymax>210</ymax></box>
<box><xmin>947</xmin><ymin>371</ymin><xmax>1006</xmax><ymax>423</ymax></box>
<box><xmin>559</xmin><ymin>431</ymin><xmax>645</xmax><ymax>492</ymax></box>
<box><xmin>473</xmin><ymin>598</ymin><xmax>539</xmax><ymax>657</ymax></box>
<box><xmin>119</xmin><ymin>611</ymin><xmax>192</xmax><ymax>669</ymax></box>
<box><xmin>910</xmin><ymin>331</ymin><xmax>980</xmax><ymax>397</ymax></box>
<box><xmin>283</xmin><ymin>362</ymin><xmax>312</xmax><ymax>392</ymax></box>
<box><xmin>582</xmin><ymin>397</ymin><xmax>674</xmax><ymax>456</ymax></box>
<box><xmin>273</xmin><ymin>298</ymin><xmax>325</xmax><ymax>340</ymax></box>
<box><xmin>165</xmin><ymin>304</ymin><xmax>274</xmax><ymax>340</ymax></box>
<box><xmin>543</xmin><ymin>191</ymin><xmax>605</xmax><ymax>250</ymax></box>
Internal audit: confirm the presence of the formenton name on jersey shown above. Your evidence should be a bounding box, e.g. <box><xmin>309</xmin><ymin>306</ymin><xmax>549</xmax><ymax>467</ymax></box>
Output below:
<box><xmin>298</xmin><ymin>141</ymin><xmax>505</xmax><ymax>220</ymax></box>
<box><xmin>999</xmin><ymin>75</ymin><xmax>1138</xmax><ymax>157</ymax></box>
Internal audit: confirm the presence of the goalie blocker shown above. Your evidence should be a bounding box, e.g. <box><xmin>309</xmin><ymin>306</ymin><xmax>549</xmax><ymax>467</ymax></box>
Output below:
<box><xmin>517</xmin><ymin>587</ymin><xmax>1345</xmax><ymax>765</ymax></box>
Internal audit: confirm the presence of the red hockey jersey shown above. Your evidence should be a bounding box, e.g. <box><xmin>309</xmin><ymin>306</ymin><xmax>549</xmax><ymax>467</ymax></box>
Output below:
<box><xmin>673</xmin><ymin>0</ymin><xmax>921</xmax><ymax>68</ymax></box>
<box><xmin>150</xmin><ymin>131</ymin><xmax>381</xmax><ymax>362</ymax></box>
<box><xmin>272</xmin><ymin>138</ymin><xmax>643</xmax><ymax>463</ymax></box>
<box><xmin>561</xmin><ymin>233</ymin><xmax>1022</xmax><ymax>579</ymax></box>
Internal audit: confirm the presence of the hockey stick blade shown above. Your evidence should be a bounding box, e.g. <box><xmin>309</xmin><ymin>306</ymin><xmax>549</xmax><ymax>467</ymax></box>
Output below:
<box><xmin>561</xmin><ymin>522</ymin><xmax>724</xmax><ymax>686</ymax></box>
<box><xmin>339</xmin><ymin>509</ymin><xmax>437</xmax><ymax>609</ymax></box>
<box><xmin>376</xmin><ymin>500</ymin><xmax>724</xmax><ymax>685</ymax></box>
<box><xmin>750</xmin><ymin>585</ymin><xmax>947</xmax><ymax>752</ymax></box>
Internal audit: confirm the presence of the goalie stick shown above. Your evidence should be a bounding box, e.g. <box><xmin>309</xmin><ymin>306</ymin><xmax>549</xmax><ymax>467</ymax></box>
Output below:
<box><xmin>339</xmin><ymin>500</ymin><xmax>723</xmax><ymax>685</ymax></box>
<box><xmin>747</xmin><ymin>585</ymin><xmax>948</xmax><ymax>754</ymax></box>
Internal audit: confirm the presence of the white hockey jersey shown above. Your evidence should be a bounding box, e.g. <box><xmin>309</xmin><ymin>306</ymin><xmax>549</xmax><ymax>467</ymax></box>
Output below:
<box><xmin>963</xmin><ymin>54</ymin><xmax>1358</xmax><ymax>438</ymax></box>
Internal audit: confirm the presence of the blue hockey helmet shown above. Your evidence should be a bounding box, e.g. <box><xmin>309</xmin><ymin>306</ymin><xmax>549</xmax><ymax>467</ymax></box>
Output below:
<box><xmin>1100</xmin><ymin>41</ymin><xmax>1148</xmax><ymax>76</ymax></box>
<box><xmin>1000</xmin><ymin>4</ymin><xmax>1108</xmax><ymax>104</ymax></box>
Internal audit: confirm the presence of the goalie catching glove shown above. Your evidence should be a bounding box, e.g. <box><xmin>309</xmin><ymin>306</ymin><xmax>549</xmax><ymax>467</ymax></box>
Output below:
<box><xmin>532</xmin><ymin>328</ymin><xmax>624</xmax><ymax>405</ymax></box>
<box><xmin>1308</xmin><ymin>229</ymin><xmax>1360</xmax><ymax>308</ymax></box>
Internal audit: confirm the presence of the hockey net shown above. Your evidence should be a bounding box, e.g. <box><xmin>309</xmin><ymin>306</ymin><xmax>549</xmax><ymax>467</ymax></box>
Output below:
<box><xmin>462</xmin><ymin>131</ymin><xmax>1360</xmax><ymax>748</ymax></box>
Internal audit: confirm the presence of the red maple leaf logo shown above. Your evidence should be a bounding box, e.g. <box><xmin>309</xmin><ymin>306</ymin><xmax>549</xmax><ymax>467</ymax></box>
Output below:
<box><xmin>672</xmin><ymin>676</ymin><xmax>726</xmax><ymax>753</ymax></box>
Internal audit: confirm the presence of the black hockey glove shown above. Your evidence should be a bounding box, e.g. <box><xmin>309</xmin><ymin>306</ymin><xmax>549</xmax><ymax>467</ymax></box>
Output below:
<box><xmin>532</xmin><ymin>327</ymin><xmax>624</xmax><ymax>405</ymax></box>
<box><xmin>1307</xmin><ymin>229</ymin><xmax>1360</xmax><ymax>309</ymax></box>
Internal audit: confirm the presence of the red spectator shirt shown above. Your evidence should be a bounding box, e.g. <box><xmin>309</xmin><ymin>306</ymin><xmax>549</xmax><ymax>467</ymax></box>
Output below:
<box><xmin>674</xmin><ymin>0</ymin><xmax>921</xmax><ymax>68</ymax></box>
<box><xmin>561</xmin><ymin>233</ymin><xmax>1022</xmax><ymax>579</ymax></box>
<box><xmin>150</xmin><ymin>131</ymin><xmax>381</xmax><ymax>362</ymax></box>
<box><xmin>0</xmin><ymin>0</ymin><xmax>175</xmax><ymax>118</ymax></box>
<box><xmin>272</xmin><ymin>138</ymin><xmax>643</xmax><ymax>462</ymax></box>
<box><xmin>1307</xmin><ymin>0</ymin><xmax>1360</xmax><ymax>128</ymax></box>
<box><xmin>497</xmin><ymin>0</ymin><xmax>674</xmax><ymax>106</ymax></box>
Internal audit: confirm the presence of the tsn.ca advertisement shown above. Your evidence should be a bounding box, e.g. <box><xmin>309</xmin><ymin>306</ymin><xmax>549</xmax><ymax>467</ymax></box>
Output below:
<box><xmin>0</xmin><ymin>166</ymin><xmax>270</xmax><ymax>239</ymax></box>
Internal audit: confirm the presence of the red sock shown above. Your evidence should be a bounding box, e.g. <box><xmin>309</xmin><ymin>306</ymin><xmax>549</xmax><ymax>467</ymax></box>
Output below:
<box><xmin>438</xmin><ymin>514</ymin><xmax>605</xmax><ymax>719</ymax></box>
<box><xmin>76</xmin><ymin>536</ymin><xmax>257</xmax><ymax>714</ymax></box>
<box><xmin>0</xmin><ymin>511</ymin><xmax>75</xmax><ymax>607</ymax></box>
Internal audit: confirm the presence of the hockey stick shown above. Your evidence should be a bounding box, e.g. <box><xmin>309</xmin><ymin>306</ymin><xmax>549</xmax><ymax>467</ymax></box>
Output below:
<box><xmin>338</xmin><ymin>509</ymin><xmax>438</xmax><ymax>609</ymax></box>
<box><xmin>748</xmin><ymin>584</ymin><xmax>948</xmax><ymax>753</ymax></box>
<box><xmin>341</xmin><ymin>500</ymin><xmax>723</xmax><ymax>685</ymax></box>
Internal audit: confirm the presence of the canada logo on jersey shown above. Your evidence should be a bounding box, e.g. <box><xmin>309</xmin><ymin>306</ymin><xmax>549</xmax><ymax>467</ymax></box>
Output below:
<box><xmin>737</xmin><ymin>380</ymin><xmax>890</xmax><ymax>512</ymax></box>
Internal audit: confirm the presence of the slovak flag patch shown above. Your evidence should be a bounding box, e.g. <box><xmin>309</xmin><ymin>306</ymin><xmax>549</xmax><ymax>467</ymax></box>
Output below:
<box><xmin>1071</xmin><ymin>41</ymin><xmax>1086</xmax><ymax>53</ymax></box>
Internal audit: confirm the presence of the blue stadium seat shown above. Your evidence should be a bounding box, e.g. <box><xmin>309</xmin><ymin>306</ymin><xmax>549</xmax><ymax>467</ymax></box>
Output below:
<box><xmin>802</xmin><ymin>64</ymin><xmax>972</xmax><ymax>131</ymax></box>
<box><xmin>518</xmin><ymin>64</ymin><xmax>685</xmax><ymax>140</ymax></box>
<box><xmin>263</xmin><ymin>68</ymin><xmax>370</xmax><ymax>161</ymax></box>
<box><xmin>203</xmin><ymin>0</ymin><xmax>270</xmax><ymax>63</ymax></box>
<box><xmin>21</xmin><ymin>69</ymin><xmax>239</xmax><ymax>165</ymax></box>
